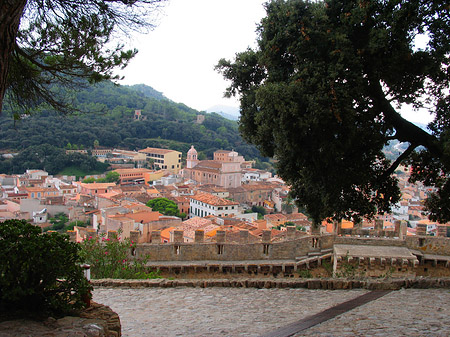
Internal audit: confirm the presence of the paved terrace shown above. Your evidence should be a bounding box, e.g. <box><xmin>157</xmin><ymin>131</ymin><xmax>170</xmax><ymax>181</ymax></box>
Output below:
<box><xmin>93</xmin><ymin>287</ymin><xmax>450</xmax><ymax>336</ymax></box>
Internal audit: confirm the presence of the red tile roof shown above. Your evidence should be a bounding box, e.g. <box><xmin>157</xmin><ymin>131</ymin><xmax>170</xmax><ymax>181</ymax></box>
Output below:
<box><xmin>191</xmin><ymin>192</ymin><xmax>238</xmax><ymax>206</ymax></box>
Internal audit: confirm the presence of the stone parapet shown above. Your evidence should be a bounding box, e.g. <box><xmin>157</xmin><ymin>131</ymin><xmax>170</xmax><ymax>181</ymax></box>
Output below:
<box><xmin>173</xmin><ymin>230</ymin><xmax>184</xmax><ymax>243</ymax></box>
<box><xmin>195</xmin><ymin>230</ymin><xmax>205</xmax><ymax>243</ymax></box>
<box><xmin>92</xmin><ymin>277</ymin><xmax>450</xmax><ymax>290</ymax></box>
<box><xmin>151</xmin><ymin>230</ymin><xmax>161</xmax><ymax>244</ymax></box>
<box><xmin>262</xmin><ymin>230</ymin><xmax>272</xmax><ymax>243</ymax></box>
<box><xmin>216</xmin><ymin>230</ymin><xmax>226</xmax><ymax>243</ymax></box>
<box><xmin>416</xmin><ymin>223</ymin><xmax>427</xmax><ymax>236</ymax></box>
<box><xmin>130</xmin><ymin>230</ymin><xmax>140</xmax><ymax>244</ymax></box>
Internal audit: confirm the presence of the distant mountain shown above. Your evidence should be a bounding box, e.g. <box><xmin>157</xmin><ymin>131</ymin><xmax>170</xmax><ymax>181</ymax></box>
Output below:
<box><xmin>125</xmin><ymin>84</ymin><xmax>169</xmax><ymax>101</ymax></box>
<box><xmin>0</xmin><ymin>80</ymin><xmax>268</xmax><ymax>174</ymax></box>
<box><xmin>206</xmin><ymin>105</ymin><xmax>240</xmax><ymax>121</ymax></box>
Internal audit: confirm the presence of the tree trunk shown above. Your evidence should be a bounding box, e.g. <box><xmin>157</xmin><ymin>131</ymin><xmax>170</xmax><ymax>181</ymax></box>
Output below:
<box><xmin>370</xmin><ymin>79</ymin><xmax>442</xmax><ymax>159</ymax></box>
<box><xmin>0</xmin><ymin>0</ymin><xmax>27</xmax><ymax>113</ymax></box>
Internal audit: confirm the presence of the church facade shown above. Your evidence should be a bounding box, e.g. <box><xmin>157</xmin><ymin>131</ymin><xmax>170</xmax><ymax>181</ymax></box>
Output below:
<box><xmin>183</xmin><ymin>146</ymin><xmax>243</xmax><ymax>188</ymax></box>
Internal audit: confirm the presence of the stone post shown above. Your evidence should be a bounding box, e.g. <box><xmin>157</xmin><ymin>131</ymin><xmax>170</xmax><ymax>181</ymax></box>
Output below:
<box><xmin>394</xmin><ymin>220</ymin><xmax>401</xmax><ymax>237</ymax></box>
<box><xmin>262</xmin><ymin>229</ymin><xmax>272</xmax><ymax>243</ymax></box>
<box><xmin>332</xmin><ymin>220</ymin><xmax>339</xmax><ymax>235</ymax></box>
<box><xmin>436</xmin><ymin>225</ymin><xmax>447</xmax><ymax>237</ymax></box>
<box><xmin>374</xmin><ymin>219</ymin><xmax>384</xmax><ymax>231</ymax></box>
<box><xmin>400</xmin><ymin>221</ymin><xmax>408</xmax><ymax>240</ymax></box>
<box><xmin>216</xmin><ymin>230</ymin><xmax>226</xmax><ymax>243</ymax></box>
<box><xmin>67</xmin><ymin>230</ymin><xmax>77</xmax><ymax>242</ymax></box>
<box><xmin>286</xmin><ymin>226</ymin><xmax>296</xmax><ymax>240</ymax></box>
<box><xmin>151</xmin><ymin>230</ymin><xmax>161</xmax><ymax>244</ymax></box>
<box><xmin>195</xmin><ymin>230</ymin><xmax>205</xmax><ymax>243</ymax></box>
<box><xmin>374</xmin><ymin>219</ymin><xmax>384</xmax><ymax>236</ymax></box>
<box><xmin>107</xmin><ymin>230</ymin><xmax>118</xmax><ymax>240</ymax></box>
<box><xmin>173</xmin><ymin>230</ymin><xmax>184</xmax><ymax>243</ymax></box>
<box><xmin>337</xmin><ymin>220</ymin><xmax>343</xmax><ymax>235</ymax></box>
<box><xmin>416</xmin><ymin>223</ymin><xmax>427</xmax><ymax>236</ymax></box>
<box><xmin>86</xmin><ymin>229</ymin><xmax>97</xmax><ymax>239</ymax></box>
<box><xmin>130</xmin><ymin>230</ymin><xmax>140</xmax><ymax>244</ymax></box>
<box><xmin>311</xmin><ymin>226</ymin><xmax>321</xmax><ymax>235</ymax></box>
<box><xmin>352</xmin><ymin>220</ymin><xmax>362</xmax><ymax>236</ymax></box>
<box><xmin>240</xmin><ymin>229</ymin><xmax>249</xmax><ymax>244</ymax></box>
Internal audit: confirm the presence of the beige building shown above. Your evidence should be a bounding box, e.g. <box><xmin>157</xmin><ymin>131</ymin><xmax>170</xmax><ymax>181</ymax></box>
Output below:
<box><xmin>113</xmin><ymin>168</ymin><xmax>154</xmax><ymax>185</ymax></box>
<box><xmin>183</xmin><ymin>146</ymin><xmax>243</xmax><ymax>188</ymax></box>
<box><xmin>138</xmin><ymin>147</ymin><xmax>182</xmax><ymax>173</ymax></box>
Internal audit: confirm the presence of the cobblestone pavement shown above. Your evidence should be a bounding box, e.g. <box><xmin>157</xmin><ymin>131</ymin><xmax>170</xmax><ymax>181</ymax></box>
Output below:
<box><xmin>93</xmin><ymin>287</ymin><xmax>450</xmax><ymax>337</ymax></box>
<box><xmin>295</xmin><ymin>288</ymin><xmax>450</xmax><ymax>337</ymax></box>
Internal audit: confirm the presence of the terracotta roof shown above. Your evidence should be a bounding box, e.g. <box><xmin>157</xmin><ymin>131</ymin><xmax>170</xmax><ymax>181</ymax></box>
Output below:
<box><xmin>80</xmin><ymin>182</ymin><xmax>116</xmax><ymax>189</ymax></box>
<box><xmin>125</xmin><ymin>211</ymin><xmax>161</xmax><ymax>223</ymax></box>
<box><xmin>98</xmin><ymin>191</ymin><xmax>122</xmax><ymax>199</ymax></box>
<box><xmin>188</xmin><ymin>166</ymin><xmax>221</xmax><ymax>174</ymax></box>
<box><xmin>214</xmin><ymin>150</ymin><xmax>232</xmax><ymax>154</ymax></box>
<box><xmin>285</xmin><ymin>213</ymin><xmax>309</xmax><ymax>221</ymax></box>
<box><xmin>161</xmin><ymin>227</ymin><xmax>176</xmax><ymax>241</ymax></box>
<box><xmin>195</xmin><ymin>160</ymin><xmax>223</xmax><ymax>169</ymax></box>
<box><xmin>59</xmin><ymin>185</ymin><xmax>75</xmax><ymax>190</ymax></box>
<box><xmin>139</xmin><ymin>147</ymin><xmax>177</xmax><ymax>155</ymax></box>
<box><xmin>242</xmin><ymin>183</ymin><xmax>276</xmax><ymax>191</ymax></box>
<box><xmin>265</xmin><ymin>214</ymin><xmax>287</xmax><ymax>221</ymax></box>
<box><xmin>191</xmin><ymin>192</ymin><xmax>238</xmax><ymax>206</ymax></box>
<box><xmin>113</xmin><ymin>168</ymin><xmax>153</xmax><ymax>174</ymax></box>
<box><xmin>182</xmin><ymin>216</ymin><xmax>212</xmax><ymax>227</ymax></box>
<box><xmin>199</xmin><ymin>185</ymin><xmax>228</xmax><ymax>193</ymax></box>
<box><xmin>24</xmin><ymin>187</ymin><xmax>58</xmax><ymax>192</ymax></box>
<box><xmin>180</xmin><ymin>217</ymin><xmax>215</xmax><ymax>239</ymax></box>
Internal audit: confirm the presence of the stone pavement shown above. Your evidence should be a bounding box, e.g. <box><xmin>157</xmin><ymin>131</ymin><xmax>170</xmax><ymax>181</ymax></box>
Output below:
<box><xmin>93</xmin><ymin>286</ymin><xmax>450</xmax><ymax>337</ymax></box>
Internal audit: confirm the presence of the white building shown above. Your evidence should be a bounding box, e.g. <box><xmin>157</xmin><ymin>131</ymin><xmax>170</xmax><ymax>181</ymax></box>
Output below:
<box><xmin>242</xmin><ymin>168</ymin><xmax>272</xmax><ymax>183</ymax></box>
<box><xmin>189</xmin><ymin>192</ymin><xmax>240</xmax><ymax>218</ymax></box>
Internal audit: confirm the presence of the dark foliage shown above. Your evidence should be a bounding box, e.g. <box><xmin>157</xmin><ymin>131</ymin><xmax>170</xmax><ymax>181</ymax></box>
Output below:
<box><xmin>217</xmin><ymin>0</ymin><xmax>450</xmax><ymax>224</ymax></box>
<box><xmin>0</xmin><ymin>82</ymin><xmax>269</xmax><ymax>174</ymax></box>
<box><xmin>0</xmin><ymin>220</ymin><xmax>92</xmax><ymax>318</ymax></box>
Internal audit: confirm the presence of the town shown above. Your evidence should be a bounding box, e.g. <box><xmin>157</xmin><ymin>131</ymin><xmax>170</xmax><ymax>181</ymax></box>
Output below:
<box><xmin>1</xmin><ymin>144</ymin><xmax>448</xmax><ymax>244</ymax></box>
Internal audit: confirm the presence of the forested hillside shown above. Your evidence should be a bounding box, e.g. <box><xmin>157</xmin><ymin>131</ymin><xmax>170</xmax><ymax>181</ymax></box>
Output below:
<box><xmin>0</xmin><ymin>81</ymin><xmax>268</xmax><ymax>174</ymax></box>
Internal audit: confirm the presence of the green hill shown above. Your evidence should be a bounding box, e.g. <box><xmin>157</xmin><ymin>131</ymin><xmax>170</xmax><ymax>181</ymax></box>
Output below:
<box><xmin>0</xmin><ymin>81</ymin><xmax>268</xmax><ymax>174</ymax></box>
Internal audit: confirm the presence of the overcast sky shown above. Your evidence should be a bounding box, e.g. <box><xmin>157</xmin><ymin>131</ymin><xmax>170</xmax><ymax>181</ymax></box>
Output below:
<box><xmin>119</xmin><ymin>0</ymin><xmax>267</xmax><ymax>112</ymax></box>
<box><xmin>119</xmin><ymin>0</ymin><xmax>434</xmax><ymax>125</ymax></box>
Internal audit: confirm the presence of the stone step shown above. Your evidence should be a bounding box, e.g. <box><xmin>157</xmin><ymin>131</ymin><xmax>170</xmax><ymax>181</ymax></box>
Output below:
<box><xmin>308</xmin><ymin>251</ymin><xmax>323</xmax><ymax>257</ymax></box>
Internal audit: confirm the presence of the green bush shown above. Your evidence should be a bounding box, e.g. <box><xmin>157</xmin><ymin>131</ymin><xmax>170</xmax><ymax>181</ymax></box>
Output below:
<box><xmin>79</xmin><ymin>232</ymin><xmax>161</xmax><ymax>279</ymax></box>
<box><xmin>0</xmin><ymin>220</ymin><xmax>92</xmax><ymax>318</ymax></box>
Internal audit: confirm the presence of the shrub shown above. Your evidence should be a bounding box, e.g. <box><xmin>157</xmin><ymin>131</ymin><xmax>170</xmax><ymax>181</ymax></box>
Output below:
<box><xmin>79</xmin><ymin>232</ymin><xmax>161</xmax><ymax>279</ymax></box>
<box><xmin>0</xmin><ymin>220</ymin><xmax>92</xmax><ymax>318</ymax></box>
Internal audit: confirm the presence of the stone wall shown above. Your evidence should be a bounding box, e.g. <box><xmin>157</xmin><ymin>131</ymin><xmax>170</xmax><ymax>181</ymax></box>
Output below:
<box><xmin>75</xmin><ymin>227</ymin><xmax>450</xmax><ymax>263</ymax></box>
<box><xmin>136</xmin><ymin>235</ymin><xmax>333</xmax><ymax>261</ymax></box>
<box><xmin>334</xmin><ymin>236</ymin><xmax>407</xmax><ymax>248</ymax></box>
<box><xmin>406</xmin><ymin>236</ymin><xmax>450</xmax><ymax>256</ymax></box>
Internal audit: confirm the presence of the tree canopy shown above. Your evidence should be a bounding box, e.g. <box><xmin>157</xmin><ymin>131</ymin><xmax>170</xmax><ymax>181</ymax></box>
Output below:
<box><xmin>217</xmin><ymin>0</ymin><xmax>450</xmax><ymax>224</ymax></box>
<box><xmin>0</xmin><ymin>0</ymin><xmax>166</xmax><ymax>115</ymax></box>
<box><xmin>146</xmin><ymin>197</ymin><xmax>184</xmax><ymax>218</ymax></box>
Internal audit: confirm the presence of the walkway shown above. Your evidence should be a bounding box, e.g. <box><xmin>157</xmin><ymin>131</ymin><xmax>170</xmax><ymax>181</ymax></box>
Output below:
<box><xmin>93</xmin><ymin>287</ymin><xmax>450</xmax><ymax>336</ymax></box>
